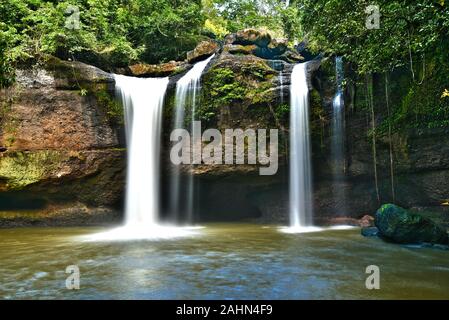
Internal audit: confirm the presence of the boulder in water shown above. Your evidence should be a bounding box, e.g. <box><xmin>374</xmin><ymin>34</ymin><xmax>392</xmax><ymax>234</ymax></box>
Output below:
<box><xmin>375</xmin><ymin>204</ymin><xmax>449</xmax><ymax>245</ymax></box>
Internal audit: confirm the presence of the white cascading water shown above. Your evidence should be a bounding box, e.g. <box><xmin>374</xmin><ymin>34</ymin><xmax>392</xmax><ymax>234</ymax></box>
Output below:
<box><xmin>117</xmin><ymin>75</ymin><xmax>168</xmax><ymax>226</ymax></box>
<box><xmin>283</xmin><ymin>62</ymin><xmax>316</xmax><ymax>233</ymax></box>
<box><xmin>331</xmin><ymin>57</ymin><xmax>345</xmax><ymax>175</ymax></box>
<box><xmin>282</xmin><ymin>62</ymin><xmax>354</xmax><ymax>234</ymax></box>
<box><xmin>279</xmin><ymin>71</ymin><xmax>284</xmax><ymax>105</ymax></box>
<box><xmin>331</xmin><ymin>57</ymin><xmax>346</xmax><ymax>214</ymax></box>
<box><xmin>170</xmin><ymin>54</ymin><xmax>215</xmax><ymax>223</ymax></box>
<box><xmin>86</xmin><ymin>74</ymin><xmax>200</xmax><ymax>241</ymax></box>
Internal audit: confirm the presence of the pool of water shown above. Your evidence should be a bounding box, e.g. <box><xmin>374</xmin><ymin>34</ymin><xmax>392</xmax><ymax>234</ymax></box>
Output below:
<box><xmin>0</xmin><ymin>224</ymin><xmax>448</xmax><ymax>299</ymax></box>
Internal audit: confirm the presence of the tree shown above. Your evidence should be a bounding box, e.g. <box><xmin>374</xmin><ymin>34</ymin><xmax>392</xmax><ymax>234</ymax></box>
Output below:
<box><xmin>0</xmin><ymin>0</ymin><xmax>205</xmax><ymax>69</ymax></box>
<box><xmin>297</xmin><ymin>0</ymin><xmax>449</xmax><ymax>74</ymax></box>
<box><xmin>203</xmin><ymin>0</ymin><xmax>301</xmax><ymax>41</ymax></box>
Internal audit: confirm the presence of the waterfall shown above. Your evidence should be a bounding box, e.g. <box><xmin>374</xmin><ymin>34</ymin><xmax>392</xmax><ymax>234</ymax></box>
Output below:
<box><xmin>331</xmin><ymin>56</ymin><xmax>346</xmax><ymax>213</ymax></box>
<box><xmin>331</xmin><ymin>57</ymin><xmax>345</xmax><ymax>174</ymax></box>
<box><xmin>288</xmin><ymin>63</ymin><xmax>314</xmax><ymax>228</ymax></box>
<box><xmin>115</xmin><ymin>75</ymin><xmax>168</xmax><ymax>226</ymax></box>
<box><xmin>282</xmin><ymin>61</ymin><xmax>353</xmax><ymax>234</ymax></box>
<box><xmin>170</xmin><ymin>54</ymin><xmax>215</xmax><ymax>223</ymax></box>
<box><xmin>87</xmin><ymin>74</ymin><xmax>200</xmax><ymax>241</ymax></box>
<box><xmin>279</xmin><ymin>71</ymin><xmax>284</xmax><ymax>105</ymax></box>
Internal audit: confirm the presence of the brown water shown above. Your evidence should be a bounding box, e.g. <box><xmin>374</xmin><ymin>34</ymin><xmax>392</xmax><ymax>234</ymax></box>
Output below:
<box><xmin>0</xmin><ymin>224</ymin><xmax>448</xmax><ymax>299</ymax></box>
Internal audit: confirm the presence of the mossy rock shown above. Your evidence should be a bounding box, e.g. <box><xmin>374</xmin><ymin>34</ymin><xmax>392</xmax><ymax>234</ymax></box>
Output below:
<box><xmin>375</xmin><ymin>204</ymin><xmax>449</xmax><ymax>245</ymax></box>
<box><xmin>0</xmin><ymin>150</ymin><xmax>65</xmax><ymax>190</ymax></box>
<box><xmin>43</xmin><ymin>55</ymin><xmax>114</xmax><ymax>90</ymax></box>
<box><xmin>197</xmin><ymin>54</ymin><xmax>278</xmax><ymax>126</ymax></box>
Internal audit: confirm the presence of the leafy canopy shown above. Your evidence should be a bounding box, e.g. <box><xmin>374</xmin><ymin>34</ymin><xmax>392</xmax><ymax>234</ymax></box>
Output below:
<box><xmin>0</xmin><ymin>0</ymin><xmax>204</xmax><ymax>68</ymax></box>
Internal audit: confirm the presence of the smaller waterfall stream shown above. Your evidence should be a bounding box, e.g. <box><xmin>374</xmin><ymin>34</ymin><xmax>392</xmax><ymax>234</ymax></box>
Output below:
<box><xmin>170</xmin><ymin>54</ymin><xmax>215</xmax><ymax>224</ymax></box>
<box><xmin>331</xmin><ymin>57</ymin><xmax>346</xmax><ymax>214</ymax></box>
<box><xmin>279</xmin><ymin>71</ymin><xmax>284</xmax><ymax>105</ymax></box>
<box><xmin>331</xmin><ymin>57</ymin><xmax>345</xmax><ymax>176</ymax></box>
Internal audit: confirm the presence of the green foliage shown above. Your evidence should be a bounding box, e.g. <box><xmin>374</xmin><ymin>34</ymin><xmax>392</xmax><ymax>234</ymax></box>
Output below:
<box><xmin>202</xmin><ymin>0</ymin><xmax>301</xmax><ymax>41</ymax></box>
<box><xmin>198</xmin><ymin>60</ymin><xmax>277</xmax><ymax>126</ymax></box>
<box><xmin>1</xmin><ymin>0</ymin><xmax>302</xmax><ymax>81</ymax></box>
<box><xmin>0</xmin><ymin>0</ymin><xmax>205</xmax><ymax>70</ymax></box>
<box><xmin>298</xmin><ymin>0</ymin><xmax>449</xmax><ymax>131</ymax></box>
<box><xmin>94</xmin><ymin>90</ymin><xmax>123</xmax><ymax>124</ymax></box>
<box><xmin>297</xmin><ymin>0</ymin><xmax>449</xmax><ymax>74</ymax></box>
<box><xmin>274</xmin><ymin>103</ymin><xmax>290</xmax><ymax>124</ymax></box>
<box><xmin>388</xmin><ymin>74</ymin><xmax>449</xmax><ymax>130</ymax></box>
<box><xmin>208</xmin><ymin>67</ymin><xmax>246</xmax><ymax>104</ymax></box>
<box><xmin>0</xmin><ymin>43</ymin><xmax>15</xmax><ymax>88</ymax></box>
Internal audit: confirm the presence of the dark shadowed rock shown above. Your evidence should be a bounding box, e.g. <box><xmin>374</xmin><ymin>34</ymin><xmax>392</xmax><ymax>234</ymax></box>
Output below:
<box><xmin>268</xmin><ymin>39</ymin><xmax>288</xmax><ymax>56</ymax></box>
<box><xmin>281</xmin><ymin>50</ymin><xmax>304</xmax><ymax>63</ymax></box>
<box><xmin>375</xmin><ymin>204</ymin><xmax>448</xmax><ymax>244</ymax></box>
<box><xmin>361</xmin><ymin>227</ymin><xmax>379</xmax><ymax>237</ymax></box>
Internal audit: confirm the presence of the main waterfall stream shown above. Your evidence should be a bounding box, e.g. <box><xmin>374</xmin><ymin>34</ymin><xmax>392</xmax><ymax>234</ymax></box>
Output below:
<box><xmin>285</xmin><ymin>63</ymin><xmax>316</xmax><ymax>232</ymax></box>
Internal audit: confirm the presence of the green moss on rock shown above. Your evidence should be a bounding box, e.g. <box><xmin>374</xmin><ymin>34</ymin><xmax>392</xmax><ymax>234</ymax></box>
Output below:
<box><xmin>92</xmin><ymin>89</ymin><xmax>123</xmax><ymax>124</ymax></box>
<box><xmin>375</xmin><ymin>204</ymin><xmax>448</xmax><ymax>245</ymax></box>
<box><xmin>0</xmin><ymin>151</ymin><xmax>64</xmax><ymax>190</ymax></box>
<box><xmin>198</xmin><ymin>56</ymin><xmax>277</xmax><ymax>127</ymax></box>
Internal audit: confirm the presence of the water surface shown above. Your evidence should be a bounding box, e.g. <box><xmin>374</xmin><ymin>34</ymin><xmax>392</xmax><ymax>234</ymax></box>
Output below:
<box><xmin>0</xmin><ymin>224</ymin><xmax>448</xmax><ymax>299</ymax></box>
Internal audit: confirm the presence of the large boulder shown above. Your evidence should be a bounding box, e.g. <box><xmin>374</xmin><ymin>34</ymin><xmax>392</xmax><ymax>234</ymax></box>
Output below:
<box><xmin>225</xmin><ymin>29</ymin><xmax>272</xmax><ymax>48</ymax></box>
<box><xmin>186</xmin><ymin>40</ymin><xmax>219</xmax><ymax>63</ymax></box>
<box><xmin>375</xmin><ymin>204</ymin><xmax>448</xmax><ymax>244</ymax></box>
<box><xmin>127</xmin><ymin>60</ymin><xmax>189</xmax><ymax>77</ymax></box>
<box><xmin>27</xmin><ymin>55</ymin><xmax>115</xmax><ymax>91</ymax></box>
<box><xmin>224</xmin><ymin>29</ymin><xmax>301</xmax><ymax>61</ymax></box>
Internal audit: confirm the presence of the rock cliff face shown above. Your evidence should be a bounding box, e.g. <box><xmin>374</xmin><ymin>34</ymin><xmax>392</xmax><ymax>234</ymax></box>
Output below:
<box><xmin>1</xmin><ymin>29</ymin><xmax>449</xmax><ymax>226</ymax></box>
<box><xmin>0</xmin><ymin>57</ymin><xmax>125</xmax><ymax>226</ymax></box>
